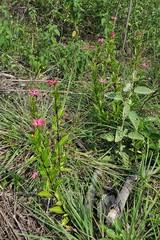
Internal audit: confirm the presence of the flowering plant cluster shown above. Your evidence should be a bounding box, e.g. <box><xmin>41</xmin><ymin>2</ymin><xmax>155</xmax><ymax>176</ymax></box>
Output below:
<box><xmin>28</xmin><ymin>78</ymin><xmax>69</xmax><ymax>199</ymax></box>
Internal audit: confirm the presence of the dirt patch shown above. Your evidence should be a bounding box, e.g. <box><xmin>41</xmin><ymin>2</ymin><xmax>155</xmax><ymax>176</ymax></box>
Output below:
<box><xmin>0</xmin><ymin>189</ymin><xmax>56</xmax><ymax>240</ymax></box>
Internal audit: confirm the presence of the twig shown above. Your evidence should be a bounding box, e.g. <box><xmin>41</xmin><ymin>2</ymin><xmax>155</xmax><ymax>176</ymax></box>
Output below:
<box><xmin>13</xmin><ymin>214</ymin><xmax>29</xmax><ymax>240</ymax></box>
<box><xmin>106</xmin><ymin>175</ymin><xmax>137</xmax><ymax>224</ymax></box>
<box><xmin>0</xmin><ymin>72</ymin><xmax>16</xmax><ymax>78</ymax></box>
<box><xmin>0</xmin><ymin>208</ymin><xmax>20</xmax><ymax>240</ymax></box>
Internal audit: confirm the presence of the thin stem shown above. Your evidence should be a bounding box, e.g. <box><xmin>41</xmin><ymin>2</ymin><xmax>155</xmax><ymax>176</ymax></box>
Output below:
<box><xmin>122</xmin><ymin>0</ymin><xmax>133</xmax><ymax>52</ymax></box>
<box><xmin>54</xmin><ymin>87</ymin><xmax>61</xmax><ymax>168</ymax></box>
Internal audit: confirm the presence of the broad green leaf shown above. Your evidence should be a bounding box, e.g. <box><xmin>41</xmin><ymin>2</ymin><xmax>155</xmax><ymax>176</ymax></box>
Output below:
<box><xmin>128</xmin><ymin>111</ymin><xmax>139</xmax><ymax>130</ymax></box>
<box><xmin>38</xmin><ymin>190</ymin><xmax>52</xmax><ymax>198</ymax></box>
<box><xmin>123</xmin><ymin>128</ymin><xmax>128</xmax><ymax>136</ymax></box>
<box><xmin>132</xmin><ymin>70</ymin><xmax>137</xmax><ymax>80</ymax></box>
<box><xmin>101</xmin><ymin>18</ymin><xmax>107</xmax><ymax>27</ymax></box>
<box><xmin>149</xmin><ymin>133</ymin><xmax>160</xmax><ymax>140</ymax></box>
<box><xmin>128</xmin><ymin>132</ymin><xmax>144</xmax><ymax>140</ymax></box>
<box><xmin>134</xmin><ymin>86</ymin><xmax>153</xmax><ymax>95</ymax></box>
<box><xmin>115</xmin><ymin>127</ymin><xmax>123</xmax><ymax>142</ymax></box>
<box><xmin>144</xmin><ymin>116</ymin><xmax>160</xmax><ymax>123</ymax></box>
<box><xmin>123</xmin><ymin>82</ymin><xmax>133</xmax><ymax>92</ymax></box>
<box><xmin>105</xmin><ymin>228</ymin><xmax>117</xmax><ymax>238</ymax></box>
<box><xmin>105</xmin><ymin>92</ymin><xmax>123</xmax><ymax>101</ymax></box>
<box><xmin>123</xmin><ymin>103</ymin><xmax>130</xmax><ymax>119</ymax></box>
<box><xmin>59</xmin><ymin>134</ymin><xmax>69</xmax><ymax>147</ymax></box>
<box><xmin>49</xmin><ymin>206</ymin><xmax>64</xmax><ymax>214</ymax></box>
<box><xmin>100</xmin><ymin>133</ymin><xmax>114</xmax><ymax>142</ymax></box>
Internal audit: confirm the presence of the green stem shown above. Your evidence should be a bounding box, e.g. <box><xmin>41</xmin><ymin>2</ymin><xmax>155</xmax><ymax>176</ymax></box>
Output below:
<box><xmin>54</xmin><ymin>87</ymin><xmax>61</xmax><ymax>169</ymax></box>
<box><xmin>122</xmin><ymin>0</ymin><xmax>133</xmax><ymax>52</ymax></box>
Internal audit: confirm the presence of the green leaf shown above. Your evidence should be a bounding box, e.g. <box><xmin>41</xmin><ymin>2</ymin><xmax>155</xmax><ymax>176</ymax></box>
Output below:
<box><xmin>123</xmin><ymin>103</ymin><xmax>130</xmax><ymax>119</ymax></box>
<box><xmin>101</xmin><ymin>156</ymin><xmax>111</xmax><ymax>161</ymax></box>
<box><xmin>59</xmin><ymin>134</ymin><xmax>69</xmax><ymax>147</ymax></box>
<box><xmin>134</xmin><ymin>86</ymin><xmax>153</xmax><ymax>95</ymax></box>
<box><xmin>60</xmin><ymin>167</ymin><xmax>71</xmax><ymax>172</ymax></box>
<box><xmin>62</xmin><ymin>216</ymin><xmax>70</xmax><ymax>226</ymax></box>
<box><xmin>26</xmin><ymin>156</ymin><xmax>37</xmax><ymax>162</ymax></box>
<box><xmin>105</xmin><ymin>228</ymin><xmax>117</xmax><ymax>238</ymax></box>
<box><xmin>58</xmin><ymin>109</ymin><xmax>64</xmax><ymax>119</ymax></box>
<box><xmin>100</xmin><ymin>133</ymin><xmax>114</xmax><ymax>142</ymax></box>
<box><xmin>105</xmin><ymin>92</ymin><xmax>123</xmax><ymax>101</ymax></box>
<box><xmin>54</xmin><ymin>179</ymin><xmax>62</xmax><ymax>192</ymax></box>
<box><xmin>115</xmin><ymin>127</ymin><xmax>123</xmax><ymax>142</ymax></box>
<box><xmin>149</xmin><ymin>133</ymin><xmax>160</xmax><ymax>140</ymax></box>
<box><xmin>54</xmin><ymin>28</ymin><xmax>60</xmax><ymax>36</ymax></box>
<box><xmin>42</xmin><ymin>148</ymin><xmax>50</xmax><ymax>162</ymax></box>
<box><xmin>128</xmin><ymin>111</ymin><xmax>139</xmax><ymax>130</ymax></box>
<box><xmin>128</xmin><ymin>132</ymin><xmax>144</xmax><ymax>140</ymax></box>
<box><xmin>49</xmin><ymin>206</ymin><xmax>64</xmax><ymax>214</ymax></box>
<box><xmin>38</xmin><ymin>190</ymin><xmax>52</xmax><ymax>198</ymax></box>
<box><xmin>123</xmin><ymin>82</ymin><xmax>133</xmax><ymax>92</ymax></box>
<box><xmin>0</xmin><ymin>36</ymin><xmax>5</xmax><ymax>46</ymax></box>
<box><xmin>144</xmin><ymin>116</ymin><xmax>160</xmax><ymax>123</ymax></box>
<box><xmin>119</xmin><ymin>152</ymin><xmax>129</xmax><ymax>168</ymax></box>
<box><xmin>101</xmin><ymin>18</ymin><xmax>107</xmax><ymax>27</ymax></box>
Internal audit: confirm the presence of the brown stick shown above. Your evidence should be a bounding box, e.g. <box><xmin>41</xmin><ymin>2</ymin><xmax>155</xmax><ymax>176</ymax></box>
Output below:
<box><xmin>106</xmin><ymin>175</ymin><xmax>137</xmax><ymax>224</ymax></box>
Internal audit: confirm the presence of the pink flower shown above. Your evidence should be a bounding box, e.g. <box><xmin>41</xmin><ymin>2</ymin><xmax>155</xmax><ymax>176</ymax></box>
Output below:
<box><xmin>32</xmin><ymin>169</ymin><xmax>38</xmax><ymax>179</ymax></box>
<box><xmin>110</xmin><ymin>31</ymin><xmax>115</xmax><ymax>39</ymax></box>
<box><xmin>32</xmin><ymin>118</ymin><xmax>45</xmax><ymax>127</ymax></box>
<box><xmin>142</xmin><ymin>63</ymin><xmax>149</xmax><ymax>69</ymax></box>
<box><xmin>111</xmin><ymin>16</ymin><xmax>117</xmax><ymax>21</ymax></box>
<box><xmin>28</xmin><ymin>89</ymin><xmax>40</xmax><ymax>97</ymax></box>
<box><xmin>98</xmin><ymin>38</ymin><xmax>105</xmax><ymax>43</ymax></box>
<box><xmin>99</xmin><ymin>78</ymin><xmax>107</xmax><ymax>84</ymax></box>
<box><xmin>47</xmin><ymin>79</ymin><xmax>58</xmax><ymax>85</ymax></box>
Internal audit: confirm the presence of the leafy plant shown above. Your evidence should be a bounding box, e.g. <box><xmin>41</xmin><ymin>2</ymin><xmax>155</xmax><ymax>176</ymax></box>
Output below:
<box><xmin>27</xmin><ymin>80</ymin><xmax>70</xmax><ymax>205</ymax></box>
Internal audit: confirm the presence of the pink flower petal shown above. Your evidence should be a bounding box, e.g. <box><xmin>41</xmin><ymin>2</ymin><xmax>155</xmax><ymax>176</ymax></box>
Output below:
<box><xmin>110</xmin><ymin>31</ymin><xmax>115</xmax><ymax>39</ymax></box>
<box><xmin>32</xmin><ymin>118</ymin><xmax>45</xmax><ymax>127</ymax></box>
<box><xmin>142</xmin><ymin>63</ymin><xmax>149</xmax><ymax>69</ymax></box>
<box><xmin>111</xmin><ymin>16</ymin><xmax>117</xmax><ymax>21</ymax></box>
<box><xmin>98</xmin><ymin>38</ymin><xmax>104</xmax><ymax>43</ymax></box>
<box><xmin>99</xmin><ymin>78</ymin><xmax>107</xmax><ymax>84</ymax></box>
<box><xmin>32</xmin><ymin>169</ymin><xmax>38</xmax><ymax>179</ymax></box>
<box><xmin>32</xmin><ymin>119</ymin><xmax>38</xmax><ymax>127</ymax></box>
<box><xmin>37</xmin><ymin>118</ymin><xmax>45</xmax><ymax>126</ymax></box>
<box><xmin>28</xmin><ymin>89</ymin><xmax>40</xmax><ymax>97</ymax></box>
<box><xmin>47</xmin><ymin>79</ymin><xmax>58</xmax><ymax>85</ymax></box>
